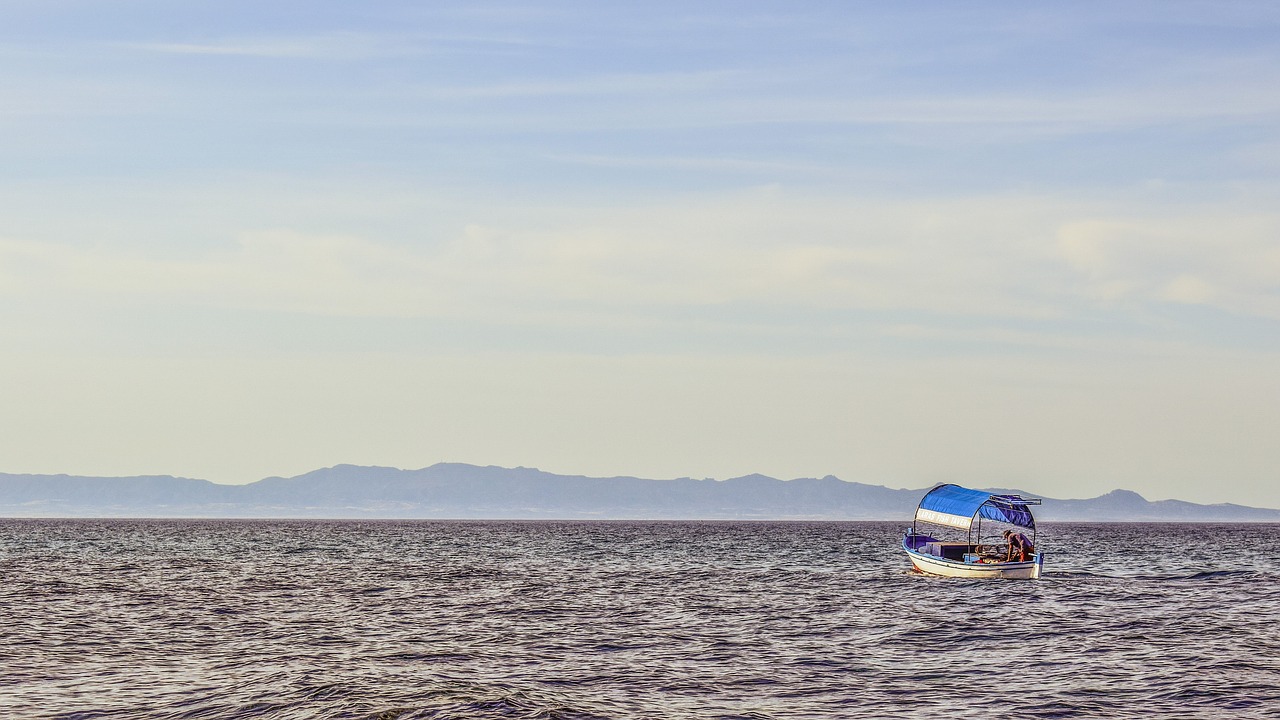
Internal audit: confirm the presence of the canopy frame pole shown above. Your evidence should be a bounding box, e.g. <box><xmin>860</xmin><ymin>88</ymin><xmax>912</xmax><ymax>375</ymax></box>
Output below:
<box><xmin>976</xmin><ymin>515</ymin><xmax>982</xmax><ymax>557</ymax></box>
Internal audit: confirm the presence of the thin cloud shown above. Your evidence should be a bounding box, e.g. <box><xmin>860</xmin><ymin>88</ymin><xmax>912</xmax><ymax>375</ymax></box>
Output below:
<box><xmin>544</xmin><ymin>153</ymin><xmax>835</xmax><ymax>176</ymax></box>
<box><xmin>420</xmin><ymin>69</ymin><xmax>739</xmax><ymax>99</ymax></box>
<box><xmin>121</xmin><ymin>33</ymin><xmax>414</xmax><ymax>60</ymax></box>
<box><xmin>119</xmin><ymin>30</ymin><xmax>561</xmax><ymax>61</ymax></box>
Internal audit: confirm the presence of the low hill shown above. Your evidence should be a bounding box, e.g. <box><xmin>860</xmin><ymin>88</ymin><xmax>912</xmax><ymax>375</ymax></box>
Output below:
<box><xmin>0</xmin><ymin>465</ymin><xmax>1276</xmax><ymax>521</ymax></box>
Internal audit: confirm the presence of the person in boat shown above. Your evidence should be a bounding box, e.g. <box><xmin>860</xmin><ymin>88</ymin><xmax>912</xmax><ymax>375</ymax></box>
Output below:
<box><xmin>1002</xmin><ymin>529</ymin><xmax>1034</xmax><ymax>562</ymax></box>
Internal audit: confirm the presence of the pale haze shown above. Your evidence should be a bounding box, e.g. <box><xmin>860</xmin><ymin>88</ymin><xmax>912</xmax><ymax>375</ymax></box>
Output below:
<box><xmin>2</xmin><ymin>2</ymin><xmax>1278</xmax><ymax>506</ymax></box>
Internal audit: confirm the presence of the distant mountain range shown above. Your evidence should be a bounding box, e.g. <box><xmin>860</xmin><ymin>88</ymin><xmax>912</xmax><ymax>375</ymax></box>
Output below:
<box><xmin>0</xmin><ymin>463</ymin><xmax>1276</xmax><ymax>521</ymax></box>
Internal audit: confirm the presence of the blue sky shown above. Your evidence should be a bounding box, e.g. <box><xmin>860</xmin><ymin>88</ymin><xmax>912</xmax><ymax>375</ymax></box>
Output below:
<box><xmin>2</xmin><ymin>2</ymin><xmax>1278</xmax><ymax>505</ymax></box>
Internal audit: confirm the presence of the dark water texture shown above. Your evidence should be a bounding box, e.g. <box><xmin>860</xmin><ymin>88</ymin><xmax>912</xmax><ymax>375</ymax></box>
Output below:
<box><xmin>1</xmin><ymin>520</ymin><xmax>1278</xmax><ymax>719</ymax></box>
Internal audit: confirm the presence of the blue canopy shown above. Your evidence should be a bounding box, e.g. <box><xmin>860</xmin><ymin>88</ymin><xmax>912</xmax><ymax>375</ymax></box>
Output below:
<box><xmin>914</xmin><ymin>484</ymin><xmax>1037</xmax><ymax>531</ymax></box>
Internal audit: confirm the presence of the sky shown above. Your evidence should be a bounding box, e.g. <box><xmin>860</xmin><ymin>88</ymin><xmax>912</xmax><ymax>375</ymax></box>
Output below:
<box><xmin>1</xmin><ymin>1</ymin><xmax>1278</xmax><ymax>506</ymax></box>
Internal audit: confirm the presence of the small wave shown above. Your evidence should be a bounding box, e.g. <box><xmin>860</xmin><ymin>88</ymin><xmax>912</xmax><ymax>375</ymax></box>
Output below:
<box><xmin>1041</xmin><ymin>570</ymin><xmax>1110</xmax><ymax>579</ymax></box>
<box><xmin>381</xmin><ymin>651</ymin><xmax>476</xmax><ymax>662</ymax></box>
<box><xmin>1168</xmin><ymin>569</ymin><xmax>1262</xmax><ymax>581</ymax></box>
<box><xmin>1123</xmin><ymin>569</ymin><xmax>1263</xmax><ymax>582</ymax></box>
<box><xmin>1039</xmin><ymin>569</ymin><xmax>1267</xmax><ymax>582</ymax></box>
<box><xmin>358</xmin><ymin>708</ymin><xmax>411</xmax><ymax>720</ymax></box>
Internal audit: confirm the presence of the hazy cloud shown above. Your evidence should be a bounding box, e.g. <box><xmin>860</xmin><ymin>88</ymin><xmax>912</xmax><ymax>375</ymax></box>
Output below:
<box><xmin>5</xmin><ymin>191</ymin><xmax>1278</xmax><ymax>329</ymax></box>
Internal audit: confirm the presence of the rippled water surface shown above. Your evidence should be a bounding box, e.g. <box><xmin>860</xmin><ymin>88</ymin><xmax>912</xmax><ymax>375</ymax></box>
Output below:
<box><xmin>2</xmin><ymin>520</ymin><xmax>1278</xmax><ymax>719</ymax></box>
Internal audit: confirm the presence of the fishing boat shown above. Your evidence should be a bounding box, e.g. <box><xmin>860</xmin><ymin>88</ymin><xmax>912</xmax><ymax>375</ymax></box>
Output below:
<box><xmin>903</xmin><ymin>483</ymin><xmax>1045</xmax><ymax>579</ymax></box>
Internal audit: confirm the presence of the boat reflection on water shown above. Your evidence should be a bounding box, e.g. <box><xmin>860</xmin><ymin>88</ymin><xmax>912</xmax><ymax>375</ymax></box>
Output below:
<box><xmin>903</xmin><ymin>484</ymin><xmax>1045</xmax><ymax>579</ymax></box>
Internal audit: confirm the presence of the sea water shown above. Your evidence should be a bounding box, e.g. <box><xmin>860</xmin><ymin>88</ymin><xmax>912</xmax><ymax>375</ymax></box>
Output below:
<box><xmin>1</xmin><ymin>520</ymin><xmax>1277</xmax><ymax>719</ymax></box>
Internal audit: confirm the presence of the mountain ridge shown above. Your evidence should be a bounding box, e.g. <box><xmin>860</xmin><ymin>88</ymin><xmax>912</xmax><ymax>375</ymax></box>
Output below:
<box><xmin>1</xmin><ymin>464</ymin><xmax>1276</xmax><ymax>521</ymax></box>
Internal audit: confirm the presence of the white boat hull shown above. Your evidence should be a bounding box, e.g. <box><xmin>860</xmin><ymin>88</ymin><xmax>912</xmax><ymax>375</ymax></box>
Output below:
<box><xmin>905</xmin><ymin>546</ymin><xmax>1044</xmax><ymax>579</ymax></box>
